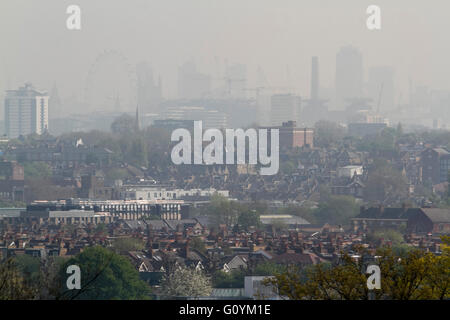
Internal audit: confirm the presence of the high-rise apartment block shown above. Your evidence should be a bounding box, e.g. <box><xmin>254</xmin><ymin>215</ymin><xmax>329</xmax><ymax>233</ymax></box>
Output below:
<box><xmin>4</xmin><ymin>83</ymin><xmax>49</xmax><ymax>138</ymax></box>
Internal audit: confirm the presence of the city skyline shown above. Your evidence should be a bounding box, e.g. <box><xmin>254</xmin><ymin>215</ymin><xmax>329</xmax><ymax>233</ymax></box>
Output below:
<box><xmin>0</xmin><ymin>1</ymin><xmax>449</xmax><ymax>305</ymax></box>
<box><xmin>1</xmin><ymin>0</ymin><xmax>449</xmax><ymax>112</ymax></box>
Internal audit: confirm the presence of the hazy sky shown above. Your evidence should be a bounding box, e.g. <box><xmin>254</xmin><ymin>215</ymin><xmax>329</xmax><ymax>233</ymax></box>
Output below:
<box><xmin>0</xmin><ymin>0</ymin><xmax>448</xmax><ymax>106</ymax></box>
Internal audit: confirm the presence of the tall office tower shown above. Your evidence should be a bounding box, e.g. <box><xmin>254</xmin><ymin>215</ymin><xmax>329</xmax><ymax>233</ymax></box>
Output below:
<box><xmin>335</xmin><ymin>45</ymin><xmax>363</xmax><ymax>110</ymax></box>
<box><xmin>412</xmin><ymin>86</ymin><xmax>431</xmax><ymax>112</ymax></box>
<box><xmin>302</xmin><ymin>56</ymin><xmax>328</xmax><ymax>125</ymax></box>
<box><xmin>178</xmin><ymin>61</ymin><xmax>211</xmax><ymax>99</ymax></box>
<box><xmin>367</xmin><ymin>66</ymin><xmax>395</xmax><ymax>113</ymax></box>
<box><xmin>136</xmin><ymin>62</ymin><xmax>162</xmax><ymax>114</ymax></box>
<box><xmin>4</xmin><ymin>83</ymin><xmax>49</xmax><ymax>138</ymax></box>
<box><xmin>270</xmin><ymin>94</ymin><xmax>301</xmax><ymax>126</ymax></box>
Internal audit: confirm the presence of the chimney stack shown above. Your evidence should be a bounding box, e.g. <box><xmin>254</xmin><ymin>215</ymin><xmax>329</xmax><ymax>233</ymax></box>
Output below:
<box><xmin>184</xmin><ymin>239</ymin><xmax>190</xmax><ymax>259</ymax></box>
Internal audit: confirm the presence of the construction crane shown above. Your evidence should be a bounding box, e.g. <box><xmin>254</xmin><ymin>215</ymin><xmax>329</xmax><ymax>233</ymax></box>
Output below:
<box><xmin>242</xmin><ymin>86</ymin><xmax>294</xmax><ymax>100</ymax></box>
<box><xmin>222</xmin><ymin>77</ymin><xmax>246</xmax><ymax>96</ymax></box>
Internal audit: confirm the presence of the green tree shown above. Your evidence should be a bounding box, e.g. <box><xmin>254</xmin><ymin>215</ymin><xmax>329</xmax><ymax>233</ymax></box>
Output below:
<box><xmin>237</xmin><ymin>210</ymin><xmax>261</xmax><ymax>230</ymax></box>
<box><xmin>280</xmin><ymin>160</ymin><xmax>296</xmax><ymax>175</ymax></box>
<box><xmin>13</xmin><ymin>255</ymin><xmax>41</xmax><ymax>287</ymax></box>
<box><xmin>356</xmin><ymin>127</ymin><xmax>397</xmax><ymax>156</ymax></box>
<box><xmin>212</xmin><ymin>269</ymin><xmax>246</xmax><ymax>288</ymax></box>
<box><xmin>23</xmin><ymin>162</ymin><xmax>52</xmax><ymax>179</ymax></box>
<box><xmin>95</xmin><ymin>223</ymin><xmax>107</xmax><ymax>235</ymax></box>
<box><xmin>111</xmin><ymin>114</ymin><xmax>135</xmax><ymax>135</ymax></box>
<box><xmin>365</xmin><ymin>159</ymin><xmax>408</xmax><ymax>203</ymax></box>
<box><xmin>61</xmin><ymin>246</ymin><xmax>150</xmax><ymax>300</ymax></box>
<box><xmin>203</xmin><ymin>194</ymin><xmax>240</xmax><ymax>227</ymax></box>
<box><xmin>189</xmin><ymin>237</ymin><xmax>207</xmax><ymax>254</ymax></box>
<box><xmin>314</xmin><ymin>121</ymin><xmax>347</xmax><ymax>148</ymax></box>
<box><xmin>314</xmin><ymin>195</ymin><xmax>359</xmax><ymax>225</ymax></box>
<box><xmin>267</xmin><ymin>243</ymin><xmax>450</xmax><ymax>300</ymax></box>
<box><xmin>366</xmin><ymin>229</ymin><xmax>405</xmax><ymax>246</ymax></box>
<box><xmin>13</xmin><ymin>255</ymin><xmax>68</xmax><ymax>300</ymax></box>
<box><xmin>253</xmin><ymin>262</ymin><xmax>287</xmax><ymax>276</ymax></box>
<box><xmin>0</xmin><ymin>258</ymin><xmax>35</xmax><ymax>300</ymax></box>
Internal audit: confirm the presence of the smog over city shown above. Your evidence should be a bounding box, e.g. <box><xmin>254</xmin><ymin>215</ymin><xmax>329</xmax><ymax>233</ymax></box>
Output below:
<box><xmin>0</xmin><ymin>0</ymin><xmax>449</xmax><ymax>310</ymax></box>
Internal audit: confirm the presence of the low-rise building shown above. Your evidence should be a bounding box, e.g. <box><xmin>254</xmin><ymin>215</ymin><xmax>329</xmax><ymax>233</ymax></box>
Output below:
<box><xmin>337</xmin><ymin>165</ymin><xmax>363</xmax><ymax>179</ymax></box>
<box><xmin>0</xmin><ymin>160</ymin><xmax>25</xmax><ymax>202</ymax></box>
<box><xmin>352</xmin><ymin>206</ymin><xmax>450</xmax><ymax>234</ymax></box>
<box><xmin>119</xmin><ymin>186</ymin><xmax>229</xmax><ymax>201</ymax></box>
<box><xmin>421</xmin><ymin>147</ymin><xmax>450</xmax><ymax>184</ymax></box>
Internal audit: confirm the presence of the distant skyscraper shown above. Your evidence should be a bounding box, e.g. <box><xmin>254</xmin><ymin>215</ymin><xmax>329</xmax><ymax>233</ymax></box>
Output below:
<box><xmin>178</xmin><ymin>61</ymin><xmax>211</xmax><ymax>99</ymax></box>
<box><xmin>335</xmin><ymin>46</ymin><xmax>363</xmax><ymax>110</ymax></box>
<box><xmin>311</xmin><ymin>56</ymin><xmax>319</xmax><ymax>101</ymax></box>
<box><xmin>4</xmin><ymin>83</ymin><xmax>49</xmax><ymax>138</ymax></box>
<box><xmin>136</xmin><ymin>62</ymin><xmax>162</xmax><ymax>114</ymax></box>
<box><xmin>412</xmin><ymin>86</ymin><xmax>431</xmax><ymax>112</ymax></box>
<box><xmin>302</xmin><ymin>56</ymin><xmax>328</xmax><ymax>125</ymax></box>
<box><xmin>270</xmin><ymin>94</ymin><xmax>301</xmax><ymax>126</ymax></box>
<box><xmin>367</xmin><ymin>66</ymin><xmax>395</xmax><ymax>113</ymax></box>
<box><xmin>225</xmin><ymin>63</ymin><xmax>247</xmax><ymax>99</ymax></box>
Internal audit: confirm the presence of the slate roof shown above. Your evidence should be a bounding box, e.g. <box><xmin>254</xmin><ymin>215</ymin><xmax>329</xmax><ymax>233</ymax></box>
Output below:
<box><xmin>354</xmin><ymin>207</ymin><xmax>408</xmax><ymax>220</ymax></box>
<box><xmin>354</xmin><ymin>207</ymin><xmax>450</xmax><ymax>223</ymax></box>
<box><xmin>272</xmin><ymin>252</ymin><xmax>315</xmax><ymax>265</ymax></box>
<box><xmin>146</xmin><ymin>220</ymin><xmax>168</xmax><ymax>231</ymax></box>
<box><xmin>164</xmin><ymin>219</ymin><xmax>199</xmax><ymax>230</ymax></box>
<box><xmin>195</xmin><ymin>216</ymin><xmax>212</xmax><ymax>227</ymax></box>
<box><xmin>250</xmin><ymin>250</ymin><xmax>273</xmax><ymax>260</ymax></box>
<box><xmin>123</xmin><ymin>220</ymin><xmax>147</xmax><ymax>230</ymax></box>
<box><xmin>260</xmin><ymin>215</ymin><xmax>310</xmax><ymax>225</ymax></box>
<box><xmin>185</xmin><ymin>249</ymin><xmax>207</xmax><ymax>262</ymax></box>
<box><xmin>421</xmin><ymin>208</ymin><xmax>450</xmax><ymax>223</ymax></box>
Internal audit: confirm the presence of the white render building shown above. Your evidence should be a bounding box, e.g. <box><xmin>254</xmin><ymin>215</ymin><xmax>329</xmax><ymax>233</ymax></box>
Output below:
<box><xmin>4</xmin><ymin>83</ymin><xmax>49</xmax><ymax>138</ymax></box>
<box><xmin>337</xmin><ymin>165</ymin><xmax>364</xmax><ymax>179</ymax></box>
<box><xmin>119</xmin><ymin>187</ymin><xmax>229</xmax><ymax>201</ymax></box>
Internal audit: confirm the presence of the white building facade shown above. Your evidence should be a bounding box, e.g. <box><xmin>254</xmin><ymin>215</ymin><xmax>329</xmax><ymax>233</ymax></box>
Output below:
<box><xmin>4</xmin><ymin>83</ymin><xmax>49</xmax><ymax>138</ymax></box>
<box><xmin>120</xmin><ymin>187</ymin><xmax>229</xmax><ymax>201</ymax></box>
